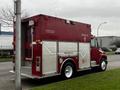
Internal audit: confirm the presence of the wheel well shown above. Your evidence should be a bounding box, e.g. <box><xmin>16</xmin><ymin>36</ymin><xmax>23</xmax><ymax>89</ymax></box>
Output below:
<box><xmin>60</xmin><ymin>59</ymin><xmax>76</xmax><ymax>73</ymax></box>
<box><xmin>101</xmin><ymin>56</ymin><xmax>108</xmax><ymax>64</ymax></box>
<box><xmin>102</xmin><ymin>56</ymin><xmax>107</xmax><ymax>60</ymax></box>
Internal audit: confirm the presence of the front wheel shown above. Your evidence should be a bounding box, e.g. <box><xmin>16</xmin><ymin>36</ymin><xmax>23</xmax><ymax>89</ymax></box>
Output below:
<box><xmin>61</xmin><ymin>62</ymin><xmax>75</xmax><ymax>79</ymax></box>
<box><xmin>99</xmin><ymin>60</ymin><xmax>107</xmax><ymax>71</ymax></box>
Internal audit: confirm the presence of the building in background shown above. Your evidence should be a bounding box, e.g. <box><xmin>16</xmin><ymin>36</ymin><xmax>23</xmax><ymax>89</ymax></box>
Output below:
<box><xmin>0</xmin><ymin>30</ymin><xmax>13</xmax><ymax>56</ymax></box>
<box><xmin>97</xmin><ymin>36</ymin><xmax>120</xmax><ymax>49</ymax></box>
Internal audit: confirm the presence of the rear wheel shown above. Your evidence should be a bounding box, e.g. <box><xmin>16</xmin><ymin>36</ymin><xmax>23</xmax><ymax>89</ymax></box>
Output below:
<box><xmin>62</xmin><ymin>62</ymin><xmax>75</xmax><ymax>79</ymax></box>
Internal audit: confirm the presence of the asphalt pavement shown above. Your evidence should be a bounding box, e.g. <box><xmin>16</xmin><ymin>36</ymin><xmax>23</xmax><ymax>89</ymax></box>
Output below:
<box><xmin>107</xmin><ymin>55</ymin><xmax>120</xmax><ymax>70</ymax></box>
<box><xmin>0</xmin><ymin>62</ymin><xmax>14</xmax><ymax>90</ymax></box>
<box><xmin>0</xmin><ymin>55</ymin><xmax>120</xmax><ymax>90</ymax></box>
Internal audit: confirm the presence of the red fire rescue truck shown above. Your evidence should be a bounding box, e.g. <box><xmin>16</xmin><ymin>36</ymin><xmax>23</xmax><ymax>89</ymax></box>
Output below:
<box><xmin>13</xmin><ymin>14</ymin><xmax>107</xmax><ymax>79</ymax></box>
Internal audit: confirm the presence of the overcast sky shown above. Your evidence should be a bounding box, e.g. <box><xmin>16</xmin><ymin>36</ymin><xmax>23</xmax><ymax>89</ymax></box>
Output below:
<box><xmin>0</xmin><ymin>0</ymin><xmax>120</xmax><ymax>36</ymax></box>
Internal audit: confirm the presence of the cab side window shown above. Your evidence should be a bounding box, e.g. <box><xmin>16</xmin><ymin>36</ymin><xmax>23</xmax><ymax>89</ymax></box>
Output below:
<box><xmin>91</xmin><ymin>39</ymin><xmax>97</xmax><ymax>47</ymax></box>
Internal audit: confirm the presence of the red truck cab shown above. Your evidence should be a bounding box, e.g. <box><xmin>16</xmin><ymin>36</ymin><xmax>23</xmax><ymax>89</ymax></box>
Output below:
<box><xmin>91</xmin><ymin>38</ymin><xmax>107</xmax><ymax>70</ymax></box>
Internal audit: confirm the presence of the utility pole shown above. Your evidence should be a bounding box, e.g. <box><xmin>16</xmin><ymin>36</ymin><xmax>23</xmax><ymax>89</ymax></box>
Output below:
<box><xmin>97</xmin><ymin>22</ymin><xmax>107</xmax><ymax>37</ymax></box>
<box><xmin>96</xmin><ymin>22</ymin><xmax>107</xmax><ymax>48</ymax></box>
<box><xmin>0</xmin><ymin>23</ymin><xmax>1</xmax><ymax>34</ymax></box>
<box><xmin>14</xmin><ymin>0</ymin><xmax>22</xmax><ymax>90</ymax></box>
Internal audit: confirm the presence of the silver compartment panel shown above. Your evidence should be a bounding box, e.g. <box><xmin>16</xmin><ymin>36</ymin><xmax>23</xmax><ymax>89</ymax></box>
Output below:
<box><xmin>42</xmin><ymin>41</ymin><xmax>57</xmax><ymax>75</ymax></box>
<box><xmin>59</xmin><ymin>42</ymin><xmax>78</xmax><ymax>56</ymax></box>
<box><xmin>79</xmin><ymin>43</ymin><xmax>90</xmax><ymax>68</ymax></box>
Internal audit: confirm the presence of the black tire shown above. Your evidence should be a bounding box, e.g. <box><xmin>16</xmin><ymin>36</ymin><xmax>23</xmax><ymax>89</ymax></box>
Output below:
<box><xmin>99</xmin><ymin>60</ymin><xmax>107</xmax><ymax>71</ymax></box>
<box><xmin>61</xmin><ymin>62</ymin><xmax>75</xmax><ymax>79</ymax></box>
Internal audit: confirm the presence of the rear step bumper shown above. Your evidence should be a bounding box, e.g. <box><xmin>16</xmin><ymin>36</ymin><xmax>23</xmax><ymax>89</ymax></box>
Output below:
<box><xmin>9</xmin><ymin>70</ymin><xmax>60</xmax><ymax>79</ymax></box>
<box><xmin>10</xmin><ymin>70</ymin><xmax>40</xmax><ymax>79</ymax></box>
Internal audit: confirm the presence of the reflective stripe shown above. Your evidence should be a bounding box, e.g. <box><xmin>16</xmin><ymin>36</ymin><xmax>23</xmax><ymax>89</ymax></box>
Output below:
<box><xmin>32</xmin><ymin>42</ymin><xmax>36</xmax><ymax>45</ymax></box>
<box><xmin>32</xmin><ymin>41</ymin><xmax>42</xmax><ymax>45</ymax></box>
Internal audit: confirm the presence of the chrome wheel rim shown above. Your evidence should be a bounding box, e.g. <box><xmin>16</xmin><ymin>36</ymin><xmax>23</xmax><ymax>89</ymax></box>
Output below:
<box><xmin>101</xmin><ymin>61</ymin><xmax>106</xmax><ymax>70</ymax></box>
<box><xmin>65</xmin><ymin>65</ymin><xmax>73</xmax><ymax>78</ymax></box>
